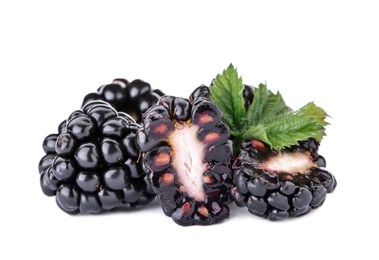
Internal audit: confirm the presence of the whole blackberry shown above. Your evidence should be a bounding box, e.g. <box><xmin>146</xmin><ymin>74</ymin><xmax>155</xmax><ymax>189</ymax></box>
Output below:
<box><xmin>136</xmin><ymin>87</ymin><xmax>233</xmax><ymax>226</ymax></box>
<box><xmin>82</xmin><ymin>78</ymin><xmax>164</xmax><ymax>123</ymax></box>
<box><xmin>231</xmin><ymin>139</ymin><xmax>337</xmax><ymax>220</ymax></box>
<box><xmin>38</xmin><ymin>101</ymin><xmax>155</xmax><ymax>214</ymax></box>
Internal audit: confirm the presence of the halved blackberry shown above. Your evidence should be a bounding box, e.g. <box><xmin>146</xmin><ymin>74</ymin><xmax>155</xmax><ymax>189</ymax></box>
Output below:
<box><xmin>231</xmin><ymin>139</ymin><xmax>337</xmax><ymax>220</ymax></box>
<box><xmin>136</xmin><ymin>88</ymin><xmax>233</xmax><ymax>226</ymax></box>
<box><xmin>38</xmin><ymin>101</ymin><xmax>155</xmax><ymax>214</ymax></box>
<box><xmin>82</xmin><ymin>78</ymin><xmax>164</xmax><ymax>123</ymax></box>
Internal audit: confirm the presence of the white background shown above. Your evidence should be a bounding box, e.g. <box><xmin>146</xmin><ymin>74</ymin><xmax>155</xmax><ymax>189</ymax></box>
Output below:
<box><xmin>1</xmin><ymin>0</ymin><xmax>378</xmax><ymax>259</ymax></box>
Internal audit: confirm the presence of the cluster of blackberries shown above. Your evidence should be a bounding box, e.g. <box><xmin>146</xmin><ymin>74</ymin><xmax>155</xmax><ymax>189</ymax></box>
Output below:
<box><xmin>39</xmin><ymin>79</ymin><xmax>336</xmax><ymax>226</ymax></box>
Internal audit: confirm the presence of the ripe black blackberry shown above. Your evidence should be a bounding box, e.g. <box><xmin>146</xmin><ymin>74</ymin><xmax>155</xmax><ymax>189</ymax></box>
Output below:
<box><xmin>82</xmin><ymin>78</ymin><xmax>164</xmax><ymax>123</ymax></box>
<box><xmin>38</xmin><ymin>101</ymin><xmax>155</xmax><ymax>214</ymax></box>
<box><xmin>136</xmin><ymin>87</ymin><xmax>233</xmax><ymax>226</ymax></box>
<box><xmin>231</xmin><ymin>139</ymin><xmax>337</xmax><ymax>220</ymax></box>
<box><xmin>190</xmin><ymin>84</ymin><xmax>254</xmax><ymax>108</ymax></box>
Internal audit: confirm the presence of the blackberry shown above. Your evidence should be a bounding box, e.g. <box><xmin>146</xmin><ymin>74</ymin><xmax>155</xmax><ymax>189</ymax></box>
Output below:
<box><xmin>136</xmin><ymin>87</ymin><xmax>233</xmax><ymax>226</ymax></box>
<box><xmin>191</xmin><ymin>84</ymin><xmax>254</xmax><ymax>108</ymax></box>
<box><xmin>38</xmin><ymin>101</ymin><xmax>155</xmax><ymax>214</ymax></box>
<box><xmin>82</xmin><ymin>78</ymin><xmax>164</xmax><ymax>123</ymax></box>
<box><xmin>242</xmin><ymin>85</ymin><xmax>254</xmax><ymax>111</ymax></box>
<box><xmin>231</xmin><ymin>139</ymin><xmax>337</xmax><ymax>220</ymax></box>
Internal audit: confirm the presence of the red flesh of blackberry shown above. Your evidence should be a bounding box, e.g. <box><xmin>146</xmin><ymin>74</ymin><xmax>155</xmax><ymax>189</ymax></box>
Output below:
<box><xmin>136</xmin><ymin>87</ymin><xmax>233</xmax><ymax>226</ymax></box>
<box><xmin>38</xmin><ymin>101</ymin><xmax>155</xmax><ymax>214</ymax></box>
<box><xmin>231</xmin><ymin>139</ymin><xmax>337</xmax><ymax>220</ymax></box>
<box><xmin>82</xmin><ymin>78</ymin><xmax>164</xmax><ymax>123</ymax></box>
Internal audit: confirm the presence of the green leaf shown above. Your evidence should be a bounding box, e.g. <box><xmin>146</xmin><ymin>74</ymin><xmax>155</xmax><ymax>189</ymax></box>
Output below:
<box><xmin>265</xmin><ymin>115</ymin><xmax>325</xmax><ymax>149</ymax></box>
<box><xmin>210</xmin><ymin>64</ymin><xmax>246</xmax><ymax>134</ymax></box>
<box><xmin>243</xmin><ymin>108</ymin><xmax>327</xmax><ymax>150</ymax></box>
<box><xmin>296</xmin><ymin>102</ymin><xmax>329</xmax><ymax>126</ymax></box>
<box><xmin>208</xmin><ymin>64</ymin><xmax>330</xmax><ymax>152</ymax></box>
<box><xmin>243</xmin><ymin>124</ymin><xmax>270</xmax><ymax>144</ymax></box>
<box><xmin>246</xmin><ymin>83</ymin><xmax>292</xmax><ymax>127</ymax></box>
<box><xmin>246</xmin><ymin>83</ymin><xmax>268</xmax><ymax>125</ymax></box>
<box><xmin>261</xmin><ymin>90</ymin><xmax>292</xmax><ymax>123</ymax></box>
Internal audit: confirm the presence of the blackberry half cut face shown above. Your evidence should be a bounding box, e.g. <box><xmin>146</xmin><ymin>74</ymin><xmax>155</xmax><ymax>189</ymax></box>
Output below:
<box><xmin>82</xmin><ymin>78</ymin><xmax>164</xmax><ymax>123</ymax></box>
<box><xmin>38</xmin><ymin>101</ymin><xmax>155</xmax><ymax>214</ymax></box>
<box><xmin>136</xmin><ymin>88</ymin><xmax>233</xmax><ymax>226</ymax></box>
<box><xmin>232</xmin><ymin>139</ymin><xmax>337</xmax><ymax>220</ymax></box>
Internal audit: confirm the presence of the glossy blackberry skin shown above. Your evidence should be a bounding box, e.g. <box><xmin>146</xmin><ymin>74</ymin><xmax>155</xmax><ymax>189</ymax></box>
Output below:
<box><xmin>82</xmin><ymin>78</ymin><xmax>164</xmax><ymax>123</ymax></box>
<box><xmin>136</xmin><ymin>88</ymin><xmax>233</xmax><ymax>226</ymax></box>
<box><xmin>195</xmin><ymin>82</ymin><xmax>254</xmax><ymax>109</ymax></box>
<box><xmin>38</xmin><ymin>101</ymin><xmax>155</xmax><ymax>214</ymax></box>
<box><xmin>242</xmin><ymin>85</ymin><xmax>254</xmax><ymax>111</ymax></box>
<box><xmin>231</xmin><ymin>139</ymin><xmax>337</xmax><ymax>220</ymax></box>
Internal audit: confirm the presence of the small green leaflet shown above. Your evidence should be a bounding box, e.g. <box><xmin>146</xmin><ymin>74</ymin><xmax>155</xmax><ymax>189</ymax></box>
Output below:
<box><xmin>243</xmin><ymin>90</ymin><xmax>329</xmax><ymax>149</ymax></box>
<box><xmin>210</xmin><ymin>65</ymin><xmax>329</xmax><ymax>151</ymax></box>
<box><xmin>296</xmin><ymin>102</ymin><xmax>329</xmax><ymax>126</ymax></box>
<box><xmin>243</xmin><ymin>114</ymin><xmax>325</xmax><ymax>150</ymax></box>
<box><xmin>210</xmin><ymin>64</ymin><xmax>246</xmax><ymax>134</ymax></box>
<box><xmin>246</xmin><ymin>83</ymin><xmax>292</xmax><ymax>126</ymax></box>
